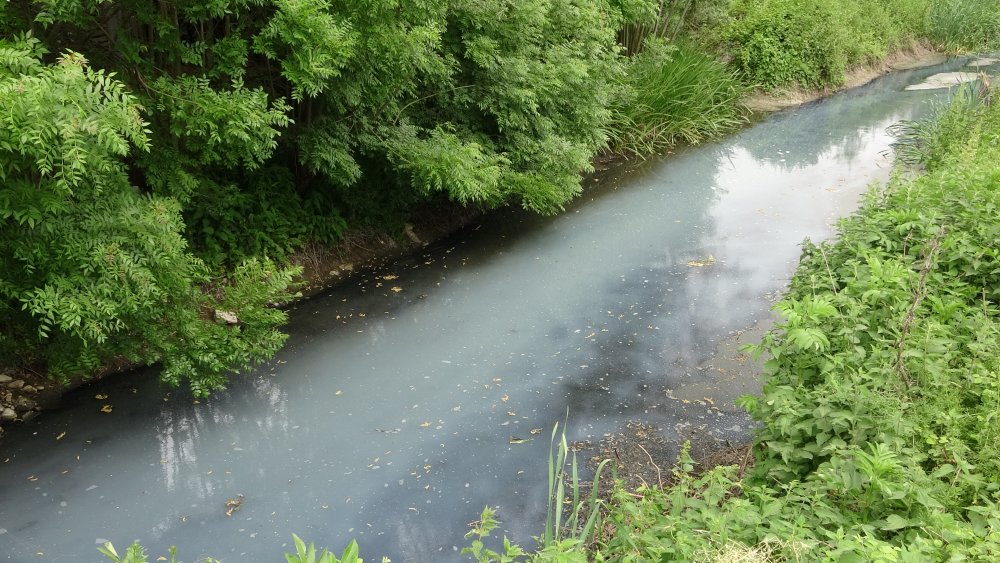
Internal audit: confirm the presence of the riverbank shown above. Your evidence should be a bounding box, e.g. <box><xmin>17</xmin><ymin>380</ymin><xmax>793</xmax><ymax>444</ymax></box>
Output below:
<box><xmin>0</xmin><ymin>43</ymin><xmax>956</xmax><ymax>443</ymax></box>
<box><xmin>744</xmin><ymin>41</ymin><xmax>946</xmax><ymax>113</ymax></box>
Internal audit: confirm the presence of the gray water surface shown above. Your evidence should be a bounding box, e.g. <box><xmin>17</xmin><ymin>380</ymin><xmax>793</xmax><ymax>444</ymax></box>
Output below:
<box><xmin>1</xmin><ymin>57</ymin><xmax>994</xmax><ymax>562</ymax></box>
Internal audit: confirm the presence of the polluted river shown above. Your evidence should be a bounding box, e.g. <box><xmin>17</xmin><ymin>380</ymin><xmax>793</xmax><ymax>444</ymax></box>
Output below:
<box><xmin>1</xmin><ymin>56</ymin><xmax>996</xmax><ymax>562</ymax></box>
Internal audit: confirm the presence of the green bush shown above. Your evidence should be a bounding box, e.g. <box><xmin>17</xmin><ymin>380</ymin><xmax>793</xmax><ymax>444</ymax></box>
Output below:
<box><xmin>597</xmin><ymin>84</ymin><xmax>1000</xmax><ymax>561</ymax></box>
<box><xmin>184</xmin><ymin>169</ymin><xmax>347</xmax><ymax>268</ymax></box>
<box><xmin>725</xmin><ymin>0</ymin><xmax>930</xmax><ymax>90</ymax></box>
<box><xmin>726</xmin><ymin>0</ymin><xmax>851</xmax><ymax>89</ymax></box>
<box><xmin>0</xmin><ymin>36</ymin><xmax>296</xmax><ymax>394</ymax></box>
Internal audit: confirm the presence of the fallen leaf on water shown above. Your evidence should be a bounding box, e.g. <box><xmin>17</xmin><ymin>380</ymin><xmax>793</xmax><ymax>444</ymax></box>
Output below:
<box><xmin>507</xmin><ymin>411</ymin><xmax>517</xmax><ymax>416</ymax></box>
<box><xmin>419</xmin><ymin>421</ymin><xmax>431</xmax><ymax>428</ymax></box>
<box><xmin>100</xmin><ymin>405</ymin><xmax>113</xmax><ymax>413</ymax></box>
<box><xmin>383</xmin><ymin>274</ymin><xmax>398</xmax><ymax>281</ymax></box>
<box><xmin>529</xmin><ymin>428</ymin><xmax>543</xmax><ymax>435</ymax></box>
<box><xmin>55</xmin><ymin>432</ymin><xmax>66</xmax><ymax>441</ymax></box>
<box><xmin>686</xmin><ymin>255</ymin><xmax>716</xmax><ymax>268</ymax></box>
<box><xmin>94</xmin><ymin>394</ymin><xmax>107</xmax><ymax>400</ymax></box>
<box><xmin>500</xmin><ymin>394</ymin><xmax>509</xmax><ymax>402</ymax></box>
<box><xmin>509</xmin><ymin>436</ymin><xmax>532</xmax><ymax>444</ymax></box>
<box><xmin>390</xmin><ymin>286</ymin><xmax>403</xmax><ymax>293</ymax></box>
<box><xmin>335</xmin><ymin>390</ymin><xmax>343</xmax><ymax>396</ymax></box>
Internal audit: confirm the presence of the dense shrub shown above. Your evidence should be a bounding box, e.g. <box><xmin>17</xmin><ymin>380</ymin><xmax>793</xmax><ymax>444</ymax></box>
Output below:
<box><xmin>725</xmin><ymin>0</ymin><xmax>930</xmax><ymax>89</ymax></box>
<box><xmin>0</xmin><ymin>37</ymin><xmax>296</xmax><ymax>394</ymax></box>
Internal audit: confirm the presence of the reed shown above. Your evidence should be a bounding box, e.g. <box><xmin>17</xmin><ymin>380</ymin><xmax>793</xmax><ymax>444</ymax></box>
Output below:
<box><xmin>927</xmin><ymin>0</ymin><xmax>1000</xmax><ymax>51</ymax></box>
<box><xmin>607</xmin><ymin>41</ymin><xmax>749</xmax><ymax>158</ymax></box>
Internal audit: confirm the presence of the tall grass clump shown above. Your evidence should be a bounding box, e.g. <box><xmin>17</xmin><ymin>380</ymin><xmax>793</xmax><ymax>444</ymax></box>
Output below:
<box><xmin>607</xmin><ymin>40</ymin><xmax>749</xmax><ymax>157</ymax></box>
<box><xmin>889</xmin><ymin>81</ymin><xmax>991</xmax><ymax>168</ymax></box>
<box><xmin>927</xmin><ymin>0</ymin><xmax>1000</xmax><ymax>51</ymax></box>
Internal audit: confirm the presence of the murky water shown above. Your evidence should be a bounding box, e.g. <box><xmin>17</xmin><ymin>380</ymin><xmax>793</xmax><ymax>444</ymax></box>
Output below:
<box><xmin>1</xmin><ymin>56</ymin><xmax>995</xmax><ymax>562</ymax></box>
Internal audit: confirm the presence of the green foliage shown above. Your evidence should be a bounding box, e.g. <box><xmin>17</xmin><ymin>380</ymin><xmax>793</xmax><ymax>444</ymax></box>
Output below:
<box><xmin>2</xmin><ymin>0</ymin><xmax>679</xmax><ymax>385</ymax></box>
<box><xmin>607</xmin><ymin>40</ymin><xmax>749</xmax><ymax>156</ymax></box>
<box><xmin>462</xmin><ymin>422</ymin><xmax>612</xmax><ymax>562</ymax></box>
<box><xmin>927</xmin><ymin>0</ymin><xmax>1000</xmax><ymax>52</ymax></box>
<box><xmin>889</xmin><ymin>82</ymin><xmax>989</xmax><ymax>169</ymax></box>
<box><xmin>184</xmin><ymin>170</ymin><xmax>347</xmax><ymax>267</ymax></box>
<box><xmin>0</xmin><ymin>39</ymin><xmax>296</xmax><ymax>394</ymax></box>
<box><xmin>725</xmin><ymin>0</ymin><xmax>930</xmax><ymax>89</ymax></box>
<box><xmin>285</xmin><ymin>535</ymin><xmax>373</xmax><ymax>563</ymax></box>
<box><xmin>253</xmin><ymin>0</ymin><xmax>355</xmax><ymax>101</ymax></box>
<box><xmin>98</xmin><ymin>541</ymin><xmax>219</xmax><ymax>563</ymax></box>
<box><xmin>97</xmin><ymin>536</ymin><xmax>372</xmax><ymax>563</ymax></box>
<box><xmin>151</xmin><ymin>76</ymin><xmax>292</xmax><ymax>170</ymax></box>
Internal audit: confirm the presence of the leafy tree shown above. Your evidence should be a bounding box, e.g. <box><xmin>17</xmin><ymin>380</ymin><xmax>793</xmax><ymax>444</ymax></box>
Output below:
<box><xmin>0</xmin><ymin>35</ymin><xmax>295</xmax><ymax>394</ymax></box>
<box><xmin>0</xmin><ymin>0</ymin><xmax>659</xmax><ymax>387</ymax></box>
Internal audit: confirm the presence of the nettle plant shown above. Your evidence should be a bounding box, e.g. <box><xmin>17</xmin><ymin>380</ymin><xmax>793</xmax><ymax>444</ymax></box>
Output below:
<box><xmin>0</xmin><ymin>35</ymin><xmax>296</xmax><ymax>394</ymax></box>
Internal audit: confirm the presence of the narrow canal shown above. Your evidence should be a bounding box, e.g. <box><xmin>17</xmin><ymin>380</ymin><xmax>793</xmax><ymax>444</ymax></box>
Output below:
<box><xmin>1</xmin><ymin>56</ymin><xmax>993</xmax><ymax>562</ymax></box>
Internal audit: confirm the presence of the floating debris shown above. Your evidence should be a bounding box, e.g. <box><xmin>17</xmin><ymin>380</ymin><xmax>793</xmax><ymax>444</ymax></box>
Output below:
<box><xmin>225</xmin><ymin>494</ymin><xmax>244</xmax><ymax>517</ymax></box>
<box><xmin>905</xmin><ymin>72</ymin><xmax>982</xmax><ymax>90</ymax></box>
<box><xmin>686</xmin><ymin>255</ymin><xmax>717</xmax><ymax>267</ymax></box>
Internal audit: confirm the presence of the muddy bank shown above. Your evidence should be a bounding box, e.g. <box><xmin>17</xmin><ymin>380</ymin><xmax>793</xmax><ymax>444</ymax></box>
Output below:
<box><xmin>582</xmin><ymin>317</ymin><xmax>774</xmax><ymax>492</ymax></box>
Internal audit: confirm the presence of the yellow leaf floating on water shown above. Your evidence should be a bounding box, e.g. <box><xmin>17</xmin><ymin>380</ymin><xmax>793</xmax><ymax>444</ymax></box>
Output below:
<box><xmin>99</xmin><ymin>405</ymin><xmax>113</xmax><ymax>413</ymax></box>
<box><xmin>390</xmin><ymin>286</ymin><xmax>403</xmax><ymax>293</ymax></box>
<box><xmin>500</xmin><ymin>394</ymin><xmax>509</xmax><ymax>402</ymax></box>
<box><xmin>335</xmin><ymin>390</ymin><xmax>343</xmax><ymax>396</ymax></box>
<box><xmin>55</xmin><ymin>432</ymin><xmax>65</xmax><ymax>441</ymax></box>
<box><xmin>507</xmin><ymin>411</ymin><xmax>517</xmax><ymax>416</ymax></box>
<box><xmin>419</xmin><ymin>421</ymin><xmax>431</xmax><ymax>428</ymax></box>
<box><xmin>529</xmin><ymin>428</ymin><xmax>543</xmax><ymax>435</ymax></box>
<box><xmin>94</xmin><ymin>394</ymin><xmax>107</xmax><ymax>400</ymax></box>
<box><xmin>382</xmin><ymin>274</ymin><xmax>398</xmax><ymax>281</ymax></box>
<box><xmin>686</xmin><ymin>255</ymin><xmax>716</xmax><ymax>268</ymax></box>
<box><xmin>509</xmin><ymin>436</ymin><xmax>532</xmax><ymax>444</ymax></box>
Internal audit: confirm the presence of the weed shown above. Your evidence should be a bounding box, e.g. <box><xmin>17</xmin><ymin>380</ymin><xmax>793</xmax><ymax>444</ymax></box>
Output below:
<box><xmin>607</xmin><ymin>40</ymin><xmax>749</xmax><ymax>156</ymax></box>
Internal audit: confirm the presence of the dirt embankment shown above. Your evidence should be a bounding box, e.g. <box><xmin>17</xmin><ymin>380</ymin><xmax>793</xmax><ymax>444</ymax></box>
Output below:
<box><xmin>744</xmin><ymin>42</ymin><xmax>947</xmax><ymax>113</ymax></box>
